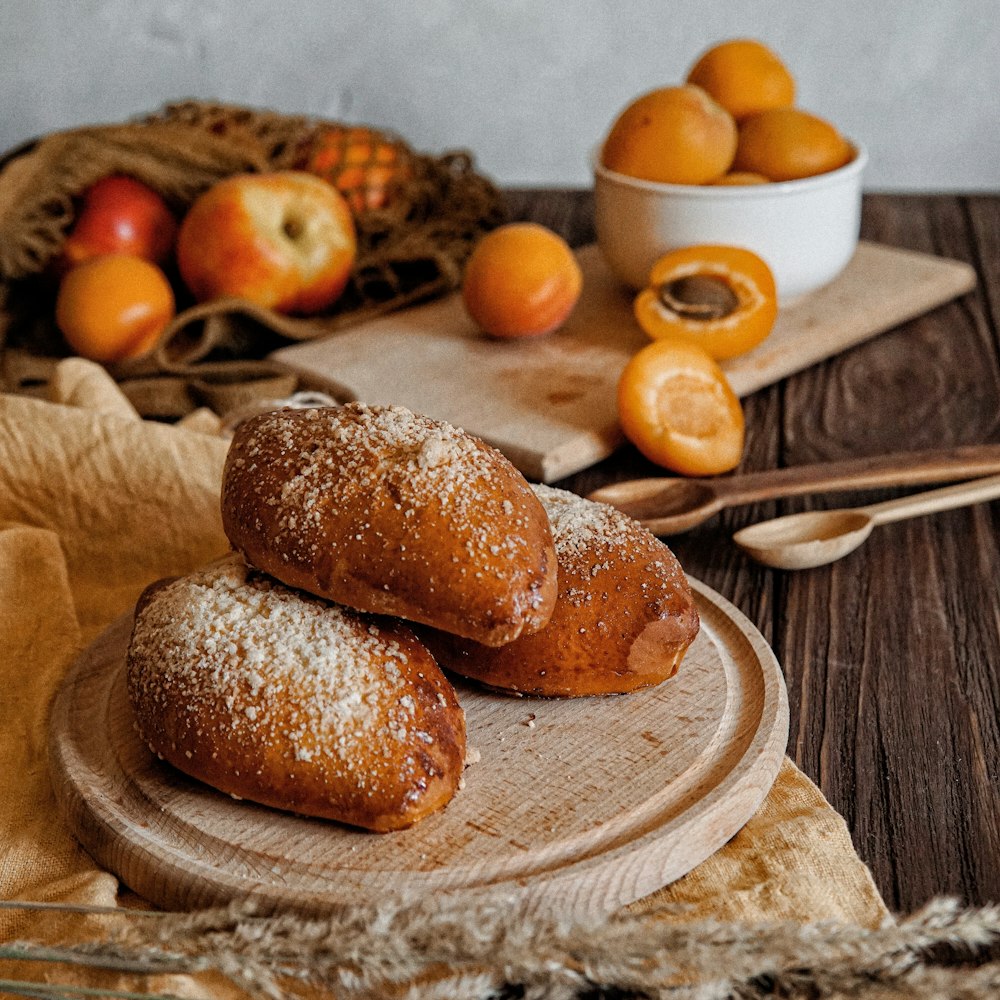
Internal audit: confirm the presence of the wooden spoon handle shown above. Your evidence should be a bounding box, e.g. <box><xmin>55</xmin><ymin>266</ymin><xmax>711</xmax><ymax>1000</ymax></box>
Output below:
<box><xmin>860</xmin><ymin>473</ymin><xmax>1000</xmax><ymax>526</ymax></box>
<box><xmin>717</xmin><ymin>443</ymin><xmax>1000</xmax><ymax>506</ymax></box>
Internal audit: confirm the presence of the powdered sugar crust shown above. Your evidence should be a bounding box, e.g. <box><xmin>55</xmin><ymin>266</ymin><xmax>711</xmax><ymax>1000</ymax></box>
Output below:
<box><xmin>222</xmin><ymin>403</ymin><xmax>555</xmax><ymax>634</ymax></box>
<box><xmin>126</xmin><ymin>554</ymin><xmax>442</xmax><ymax>797</ymax></box>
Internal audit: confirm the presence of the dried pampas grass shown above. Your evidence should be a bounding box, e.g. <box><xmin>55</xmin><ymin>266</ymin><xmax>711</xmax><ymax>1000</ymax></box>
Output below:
<box><xmin>2</xmin><ymin>893</ymin><xmax>999</xmax><ymax>999</ymax></box>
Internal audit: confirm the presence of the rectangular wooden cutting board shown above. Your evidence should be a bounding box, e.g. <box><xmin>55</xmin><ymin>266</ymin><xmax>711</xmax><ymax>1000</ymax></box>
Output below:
<box><xmin>271</xmin><ymin>242</ymin><xmax>975</xmax><ymax>482</ymax></box>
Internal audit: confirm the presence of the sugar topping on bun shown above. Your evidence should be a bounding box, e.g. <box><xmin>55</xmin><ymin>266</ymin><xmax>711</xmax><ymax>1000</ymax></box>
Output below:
<box><xmin>424</xmin><ymin>485</ymin><xmax>700</xmax><ymax>697</ymax></box>
<box><xmin>126</xmin><ymin>554</ymin><xmax>466</xmax><ymax>831</ymax></box>
<box><xmin>220</xmin><ymin>403</ymin><xmax>558</xmax><ymax>646</ymax></box>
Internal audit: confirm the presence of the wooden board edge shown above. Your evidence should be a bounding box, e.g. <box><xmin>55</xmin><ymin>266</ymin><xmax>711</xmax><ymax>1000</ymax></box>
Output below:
<box><xmin>512</xmin><ymin>579</ymin><xmax>790</xmax><ymax>917</ymax></box>
<box><xmin>725</xmin><ymin>246</ymin><xmax>978</xmax><ymax>398</ymax></box>
<box><xmin>269</xmin><ymin>359</ymin><xmax>623</xmax><ymax>484</ymax></box>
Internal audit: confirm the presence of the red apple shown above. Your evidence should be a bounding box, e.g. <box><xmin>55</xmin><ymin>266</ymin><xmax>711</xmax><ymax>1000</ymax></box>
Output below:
<box><xmin>176</xmin><ymin>171</ymin><xmax>357</xmax><ymax>315</ymax></box>
<box><xmin>60</xmin><ymin>175</ymin><xmax>177</xmax><ymax>271</ymax></box>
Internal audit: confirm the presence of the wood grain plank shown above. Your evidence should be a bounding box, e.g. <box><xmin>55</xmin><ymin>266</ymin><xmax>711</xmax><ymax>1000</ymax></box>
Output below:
<box><xmin>775</xmin><ymin>194</ymin><xmax>1000</xmax><ymax>912</ymax></box>
<box><xmin>966</xmin><ymin>195</ymin><xmax>1000</xmax><ymax>362</ymax></box>
<box><xmin>524</xmin><ymin>190</ymin><xmax>1000</xmax><ymax>916</ymax></box>
<box><xmin>502</xmin><ymin>189</ymin><xmax>595</xmax><ymax>248</ymax></box>
<box><xmin>540</xmin><ymin>193</ymin><xmax>1000</xmax><ymax>911</ymax></box>
<box><xmin>272</xmin><ymin>240</ymin><xmax>973</xmax><ymax>483</ymax></box>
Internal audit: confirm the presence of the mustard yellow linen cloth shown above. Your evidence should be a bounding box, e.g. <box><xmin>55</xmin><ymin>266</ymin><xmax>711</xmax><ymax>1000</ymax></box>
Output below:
<box><xmin>0</xmin><ymin>360</ymin><xmax>888</xmax><ymax>995</ymax></box>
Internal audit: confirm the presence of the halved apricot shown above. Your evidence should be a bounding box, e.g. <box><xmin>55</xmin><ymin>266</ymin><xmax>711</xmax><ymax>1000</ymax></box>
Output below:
<box><xmin>633</xmin><ymin>245</ymin><xmax>777</xmax><ymax>360</ymax></box>
<box><xmin>617</xmin><ymin>337</ymin><xmax>744</xmax><ymax>476</ymax></box>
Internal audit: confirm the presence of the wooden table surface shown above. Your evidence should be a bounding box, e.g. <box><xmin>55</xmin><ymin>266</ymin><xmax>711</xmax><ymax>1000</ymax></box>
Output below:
<box><xmin>506</xmin><ymin>190</ymin><xmax>1000</xmax><ymax>916</ymax></box>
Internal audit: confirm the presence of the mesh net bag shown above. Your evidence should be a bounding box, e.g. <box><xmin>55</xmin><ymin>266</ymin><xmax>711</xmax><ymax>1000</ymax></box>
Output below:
<box><xmin>0</xmin><ymin>101</ymin><xmax>508</xmax><ymax>417</ymax></box>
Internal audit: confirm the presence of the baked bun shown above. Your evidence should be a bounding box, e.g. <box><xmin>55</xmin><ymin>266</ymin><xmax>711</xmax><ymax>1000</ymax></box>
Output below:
<box><xmin>424</xmin><ymin>485</ymin><xmax>700</xmax><ymax>697</ymax></box>
<box><xmin>221</xmin><ymin>403</ymin><xmax>557</xmax><ymax>647</ymax></box>
<box><xmin>126</xmin><ymin>554</ymin><xmax>466</xmax><ymax>831</ymax></box>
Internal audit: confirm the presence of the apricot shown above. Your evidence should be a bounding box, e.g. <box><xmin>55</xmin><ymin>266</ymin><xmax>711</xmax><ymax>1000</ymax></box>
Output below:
<box><xmin>617</xmin><ymin>337</ymin><xmax>744</xmax><ymax>476</ymax></box>
<box><xmin>711</xmin><ymin>171</ymin><xmax>770</xmax><ymax>186</ymax></box>
<box><xmin>633</xmin><ymin>245</ymin><xmax>777</xmax><ymax>360</ymax></box>
<box><xmin>55</xmin><ymin>254</ymin><xmax>175</xmax><ymax>363</ymax></box>
<box><xmin>686</xmin><ymin>39</ymin><xmax>795</xmax><ymax>122</ymax></box>
<box><xmin>734</xmin><ymin>107</ymin><xmax>853</xmax><ymax>182</ymax></box>
<box><xmin>461</xmin><ymin>223</ymin><xmax>582</xmax><ymax>338</ymax></box>
<box><xmin>601</xmin><ymin>84</ymin><xmax>737</xmax><ymax>185</ymax></box>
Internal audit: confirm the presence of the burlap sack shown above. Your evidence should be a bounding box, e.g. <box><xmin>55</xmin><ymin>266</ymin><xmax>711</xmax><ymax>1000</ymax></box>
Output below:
<box><xmin>0</xmin><ymin>102</ymin><xmax>507</xmax><ymax>418</ymax></box>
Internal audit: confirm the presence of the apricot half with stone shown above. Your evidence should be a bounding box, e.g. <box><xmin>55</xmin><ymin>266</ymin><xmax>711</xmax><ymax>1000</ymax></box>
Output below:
<box><xmin>633</xmin><ymin>244</ymin><xmax>777</xmax><ymax>361</ymax></box>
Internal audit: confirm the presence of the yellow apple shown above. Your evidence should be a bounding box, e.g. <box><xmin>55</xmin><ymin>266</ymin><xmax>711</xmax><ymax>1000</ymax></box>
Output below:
<box><xmin>176</xmin><ymin>171</ymin><xmax>357</xmax><ymax>315</ymax></box>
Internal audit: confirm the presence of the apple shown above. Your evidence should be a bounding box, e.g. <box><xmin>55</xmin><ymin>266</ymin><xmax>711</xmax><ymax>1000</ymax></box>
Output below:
<box><xmin>59</xmin><ymin>175</ymin><xmax>177</xmax><ymax>271</ymax></box>
<box><xmin>176</xmin><ymin>171</ymin><xmax>357</xmax><ymax>315</ymax></box>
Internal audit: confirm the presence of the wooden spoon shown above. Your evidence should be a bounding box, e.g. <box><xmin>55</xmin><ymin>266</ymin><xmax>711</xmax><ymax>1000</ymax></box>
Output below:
<box><xmin>733</xmin><ymin>473</ymin><xmax>1000</xmax><ymax>570</ymax></box>
<box><xmin>586</xmin><ymin>443</ymin><xmax>1000</xmax><ymax>535</ymax></box>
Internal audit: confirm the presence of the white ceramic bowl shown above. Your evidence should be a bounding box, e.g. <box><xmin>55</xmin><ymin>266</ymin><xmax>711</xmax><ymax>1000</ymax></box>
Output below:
<box><xmin>593</xmin><ymin>144</ymin><xmax>867</xmax><ymax>303</ymax></box>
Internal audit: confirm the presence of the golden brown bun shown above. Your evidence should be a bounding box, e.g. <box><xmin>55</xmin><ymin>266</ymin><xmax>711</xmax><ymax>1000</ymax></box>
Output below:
<box><xmin>424</xmin><ymin>485</ymin><xmax>700</xmax><ymax>697</ymax></box>
<box><xmin>221</xmin><ymin>403</ymin><xmax>557</xmax><ymax>647</ymax></box>
<box><xmin>126</xmin><ymin>554</ymin><xmax>466</xmax><ymax>832</ymax></box>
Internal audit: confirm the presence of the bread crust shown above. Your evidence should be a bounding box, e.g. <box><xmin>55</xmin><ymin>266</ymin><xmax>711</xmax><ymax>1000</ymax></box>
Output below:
<box><xmin>221</xmin><ymin>403</ymin><xmax>557</xmax><ymax>646</ymax></box>
<box><xmin>424</xmin><ymin>485</ymin><xmax>700</xmax><ymax>696</ymax></box>
<box><xmin>126</xmin><ymin>554</ymin><xmax>466</xmax><ymax>831</ymax></box>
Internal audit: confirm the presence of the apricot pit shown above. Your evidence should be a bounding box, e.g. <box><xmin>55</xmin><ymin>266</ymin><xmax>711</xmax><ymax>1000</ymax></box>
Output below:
<box><xmin>633</xmin><ymin>245</ymin><xmax>777</xmax><ymax>361</ymax></box>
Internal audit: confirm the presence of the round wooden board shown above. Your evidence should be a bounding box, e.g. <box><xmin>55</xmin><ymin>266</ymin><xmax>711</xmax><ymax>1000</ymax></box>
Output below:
<box><xmin>48</xmin><ymin>578</ymin><xmax>788</xmax><ymax>921</ymax></box>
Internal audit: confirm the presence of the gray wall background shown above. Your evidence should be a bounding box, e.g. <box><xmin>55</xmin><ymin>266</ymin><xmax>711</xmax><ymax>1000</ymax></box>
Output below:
<box><xmin>4</xmin><ymin>1</ymin><xmax>999</xmax><ymax>192</ymax></box>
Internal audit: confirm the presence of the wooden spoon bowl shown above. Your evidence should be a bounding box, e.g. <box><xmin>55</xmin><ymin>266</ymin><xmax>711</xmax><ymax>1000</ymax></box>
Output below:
<box><xmin>733</xmin><ymin>474</ymin><xmax>1000</xmax><ymax>570</ymax></box>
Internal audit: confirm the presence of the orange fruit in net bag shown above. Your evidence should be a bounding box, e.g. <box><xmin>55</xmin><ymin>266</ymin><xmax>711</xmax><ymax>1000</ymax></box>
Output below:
<box><xmin>733</xmin><ymin>107</ymin><xmax>853</xmax><ymax>181</ymax></box>
<box><xmin>55</xmin><ymin>254</ymin><xmax>175</xmax><ymax>363</ymax></box>
<box><xmin>601</xmin><ymin>84</ymin><xmax>737</xmax><ymax>185</ymax></box>
<box><xmin>633</xmin><ymin>244</ymin><xmax>777</xmax><ymax>360</ymax></box>
<box><xmin>303</xmin><ymin>125</ymin><xmax>414</xmax><ymax>215</ymax></box>
<box><xmin>686</xmin><ymin>38</ymin><xmax>795</xmax><ymax>122</ymax></box>
<box><xmin>618</xmin><ymin>337</ymin><xmax>744</xmax><ymax>476</ymax></box>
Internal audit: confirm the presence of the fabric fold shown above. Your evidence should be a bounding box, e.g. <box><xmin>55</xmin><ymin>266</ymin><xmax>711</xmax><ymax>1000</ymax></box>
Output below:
<box><xmin>0</xmin><ymin>361</ymin><xmax>889</xmax><ymax>997</ymax></box>
<box><xmin>0</xmin><ymin>391</ymin><xmax>229</xmax><ymax>640</ymax></box>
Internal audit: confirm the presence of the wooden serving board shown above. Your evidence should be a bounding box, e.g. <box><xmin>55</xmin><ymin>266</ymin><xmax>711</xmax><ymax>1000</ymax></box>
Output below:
<box><xmin>271</xmin><ymin>241</ymin><xmax>975</xmax><ymax>483</ymax></box>
<box><xmin>48</xmin><ymin>578</ymin><xmax>788</xmax><ymax>922</ymax></box>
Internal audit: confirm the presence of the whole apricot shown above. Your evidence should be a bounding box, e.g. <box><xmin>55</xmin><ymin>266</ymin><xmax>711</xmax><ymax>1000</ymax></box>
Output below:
<box><xmin>734</xmin><ymin>107</ymin><xmax>853</xmax><ymax>181</ymax></box>
<box><xmin>55</xmin><ymin>254</ymin><xmax>175</xmax><ymax>363</ymax></box>
<box><xmin>686</xmin><ymin>39</ymin><xmax>795</xmax><ymax>122</ymax></box>
<box><xmin>711</xmin><ymin>171</ymin><xmax>771</xmax><ymax>186</ymax></box>
<box><xmin>601</xmin><ymin>85</ymin><xmax>737</xmax><ymax>185</ymax></box>
<box><xmin>462</xmin><ymin>223</ymin><xmax>582</xmax><ymax>338</ymax></box>
<box><xmin>303</xmin><ymin>125</ymin><xmax>414</xmax><ymax>215</ymax></box>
